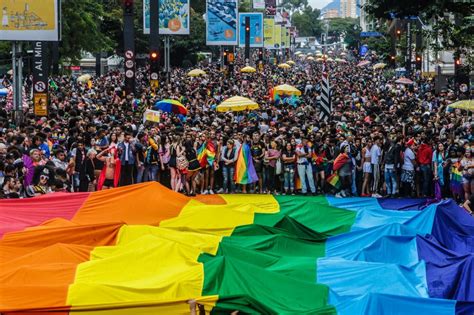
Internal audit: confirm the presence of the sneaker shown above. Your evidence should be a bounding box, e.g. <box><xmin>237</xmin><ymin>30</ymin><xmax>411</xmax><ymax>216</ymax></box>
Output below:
<box><xmin>202</xmin><ymin>190</ymin><xmax>209</xmax><ymax>195</ymax></box>
<box><xmin>209</xmin><ymin>189</ymin><xmax>214</xmax><ymax>195</ymax></box>
<box><xmin>335</xmin><ymin>192</ymin><xmax>343</xmax><ymax>198</ymax></box>
<box><xmin>340</xmin><ymin>190</ymin><xmax>347</xmax><ymax>197</ymax></box>
<box><xmin>371</xmin><ymin>193</ymin><xmax>382</xmax><ymax>198</ymax></box>
<box><xmin>216</xmin><ymin>188</ymin><xmax>224</xmax><ymax>194</ymax></box>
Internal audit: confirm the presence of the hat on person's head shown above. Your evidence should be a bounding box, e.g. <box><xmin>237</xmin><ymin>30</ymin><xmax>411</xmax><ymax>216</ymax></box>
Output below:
<box><xmin>406</xmin><ymin>138</ymin><xmax>415</xmax><ymax>147</ymax></box>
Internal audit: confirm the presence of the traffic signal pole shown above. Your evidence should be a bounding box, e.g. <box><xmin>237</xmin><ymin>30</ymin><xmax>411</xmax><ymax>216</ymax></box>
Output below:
<box><xmin>123</xmin><ymin>0</ymin><xmax>136</xmax><ymax>95</ymax></box>
<box><xmin>245</xmin><ymin>17</ymin><xmax>250</xmax><ymax>63</ymax></box>
<box><xmin>150</xmin><ymin>0</ymin><xmax>160</xmax><ymax>90</ymax></box>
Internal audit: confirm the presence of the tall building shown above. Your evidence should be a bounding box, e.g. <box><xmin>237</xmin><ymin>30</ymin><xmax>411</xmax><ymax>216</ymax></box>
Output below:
<box><xmin>359</xmin><ymin>0</ymin><xmax>369</xmax><ymax>31</ymax></box>
<box><xmin>340</xmin><ymin>0</ymin><xmax>357</xmax><ymax>18</ymax></box>
<box><xmin>323</xmin><ymin>9</ymin><xmax>339</xmax><ymax>19</ymax></box>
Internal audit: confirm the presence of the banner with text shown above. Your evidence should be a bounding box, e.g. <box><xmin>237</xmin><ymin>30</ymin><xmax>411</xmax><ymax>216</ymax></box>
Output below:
<box><xmin>206</xmin><ymin>0</ymin><xmax>238</xmax><ymax>45</ymax></box>
<box><xmin>238</xmin><ymin>12</ymin><xmax>264</xmax><ymax>48</ymax></box>
<box><xmin>273</xmin><ymin>24</ymin><xmax>282</xmax><ymax>49</ymax></box>
<box><xmin>32</xmin><ymin>41</ymin><xmax>49</xmax><ymax>116</ymax></box>
<box><xmin>264</xmin><ymin>18</ymin><xmax>275</xmax><ymax>49</ymax></box>
<box><xmin>0</xmin><ymin>0</ymin><xmax>60</xmax><ymax>41</ymax></box>
<box><xmin>143</xmin><ymin>0</ymin><xmax>190</xmax><ymax>35</ymax></box>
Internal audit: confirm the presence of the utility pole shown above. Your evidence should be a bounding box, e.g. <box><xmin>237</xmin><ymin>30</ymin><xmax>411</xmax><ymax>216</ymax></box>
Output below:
<box><xmin>245</xmin><ymin>17</ymin><xmax>251</xmax><ymax>63</ymax></box>
<box><xmin>149</xmin><ymin>0</ymin><xmax>160</xmax><ymax>90</ymax></box>
<box><xmin>12</xmin><ymin>42</ymin><xmax>23</xmax><ymax>125</ymax></box>
<box><xmin>123</xmin><ymin>0</ymin><xmax>136</xmax><ymax>95</ymax></box>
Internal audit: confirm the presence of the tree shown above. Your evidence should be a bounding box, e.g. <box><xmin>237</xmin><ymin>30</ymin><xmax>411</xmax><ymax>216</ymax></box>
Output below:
<box><xmin>363</xmin><ymin>0</ymin><xmax>474</xmax><ymax>65</ymax></box>
<box><xmin>60</xmin><ymin>0</ymin><xmax>114</xmax><ymax>62</ymax></box>
<box><xmin>327</xmin><ymin>17</ymin><xmax>360</xmax><ymax>48</ymax></box>
<box><xmin>292</xmin><ymin>6</ymin><xmax>323</xmax><ymax>37</ymax></box>
<box><xmin>281</xmin><ymin>0</ymin><xmax>308</xmax><ymax>16</ymax></box>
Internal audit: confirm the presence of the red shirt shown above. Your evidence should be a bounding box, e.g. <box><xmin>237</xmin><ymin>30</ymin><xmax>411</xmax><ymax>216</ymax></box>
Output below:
<box><xmin>416</xmin><ymin>143</ymin><xmax>433</xmax><ymax>165</ymax></box>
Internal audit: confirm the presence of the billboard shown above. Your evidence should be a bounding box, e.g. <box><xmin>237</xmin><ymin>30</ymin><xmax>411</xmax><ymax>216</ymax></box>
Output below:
<box><xmin>273</xmin><ymin>24</ymin><xmax>281</xmax><ymax>49</ymax></box>
<box><xmin>264</xmin><ymin>18</ymin><xmax>275</xmax><ymax>49</ymax></box>
<box><xmin>238</xmin><ymin>13</ymin><xmax>263</xmax><ymax>48</ymax></box>
<box><xmin>206</xmin><ymin>0</ymin><xmax>238</xmax><ymax>45</ymax></box>
<box><xmin>253</xmin><ymin>0</ymin><xmax>265</xmax><ymax>9</ymax></box>
<box><xmin>0</xmin><ymin>0</ymin><xmax>60</xmax><ymax>41</ymax></box>
<box><xmin>143</xmin><ymin>0</ymin><xmax>190</xmax><ymax>35</ymax></box>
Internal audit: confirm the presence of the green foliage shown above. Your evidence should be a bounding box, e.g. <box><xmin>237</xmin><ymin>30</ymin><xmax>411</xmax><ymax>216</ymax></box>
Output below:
<box><xmin>60</xmin><ymin>0</ymin><xmax>114</xmax><ymax>63</ymax></box>
<box><xmin>292</xmin><ymin>6</ymin><xmax>322</xmax><ymax>37</ymax></box>
<box><xmin>327</xmin><ymin>18</ymin><xmax>360</xmax><ymax>49</ymax></box>
<box><xmin>363</xmin><ymin>0</ymin><xmax>474</xmax><ymax>64</ymax></box>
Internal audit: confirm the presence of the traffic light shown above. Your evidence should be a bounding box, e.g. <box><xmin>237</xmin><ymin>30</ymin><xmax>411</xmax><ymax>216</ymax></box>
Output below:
<box><xmin>124</xmin><ymin>0</ymin><xmax>133</xmax><ymax>14</ymax></box>
<box><xmin>396</xmin><ymin>29</ymin><xmax>401</xmax><ymax>40</ymax></box>
<box><xmin>389</xmin><ymin>55</ymin><xmax>396</xmax><ymax>67</ymax></box>
<box><xmin>223</xmin><ymin>50</ymin><xmax>228</xmax><ymax>65</ymax></box>
<box><xmin>258</xmin><ymin>49</ymin><xmax>263</xmax><ymax>61</ymax></box>
<box><xmin>150</xmin><ymin>50</ymin><xmax>159</xmax><ymax>79</ymax></box>
<box><xmin>415</xmin><ymin>54</ymin><xmax>422</xmax><ymax>70</ymax></box>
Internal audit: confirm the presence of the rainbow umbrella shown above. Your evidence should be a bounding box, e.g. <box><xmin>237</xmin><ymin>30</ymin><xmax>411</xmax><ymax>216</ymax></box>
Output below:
<box><xmin>153</xmin><ymin>99</ymin><xmax>188</xmax><ymax>115</ymax></box>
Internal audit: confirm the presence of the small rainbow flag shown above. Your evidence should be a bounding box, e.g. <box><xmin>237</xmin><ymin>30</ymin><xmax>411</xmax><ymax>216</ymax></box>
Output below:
<box><xmin>234</xmin><ymin>143</ymin><xmax>258</xmax><ymax>185</ymax></box>
<box><xmin>450</xmin><ymin>162</ymin><xmax>463</xmax><ymax>196</ymax></box>
<box><xmin>197</xmin><ymin>141</ymin><xmax>216</xmax><ymax>168</ymax></box>
<box><xmin>327</xmin><ymin>173</ymin><xmax>341</xmax><ymax>189</ymax></box>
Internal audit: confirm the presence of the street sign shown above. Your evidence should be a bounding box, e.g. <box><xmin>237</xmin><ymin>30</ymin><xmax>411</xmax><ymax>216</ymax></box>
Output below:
<box><xmin>125</xmin><ymin>60</ymin><xmax>134</xmax><ymax>68</ymax></box>
<box><xmin>150</xmin><ymin>73</ymin><xmax>158</xmax><ymax>80</ymax></box>
<box><xmin>34</xmin><ymin>93</ymin><xmax>48</xmax><ymax>116</ymax></box>
<box><xmin>34</xmin><ymin>81</ymin><xmax>46</xmax><ymax>93</ymax></box>
<box><xmin>150</xmin><ymin>79</ymin><xmax>159</xmax><ymax>88</ymax></box>
<box><xmin>360</xmin><ymin>32</ymin><xmax>382</xmax><ymax>37</ymax></box>
<box><xmin>125</xmin><ymin>70</ymin><xmax>134</xmax><ymax>78</ymax></box>
<box><xmin>125</xmin><ymin>50</ymin><xmax>134</xmax><ymax>58</ymax></box>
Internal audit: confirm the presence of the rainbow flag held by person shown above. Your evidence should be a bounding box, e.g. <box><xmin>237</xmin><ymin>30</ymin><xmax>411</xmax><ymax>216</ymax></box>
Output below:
<box><xmin>197</xmin><ymin>141</ymin><xmax>216</xmax><ymax>168</ymax></box>
<box><xmin>234</xmin><ymin>143</ymin><xmax>258</xmax><ymax>184</ymax></box>
<box><xmin>450</xmin><ymin>162</ymin><xmax>463</xmax><ymax>196</ymax></box>
<box><xmin>327</xmin><ymin>173</ymin><xmax>341</xmax><ymax>189</ymax></box>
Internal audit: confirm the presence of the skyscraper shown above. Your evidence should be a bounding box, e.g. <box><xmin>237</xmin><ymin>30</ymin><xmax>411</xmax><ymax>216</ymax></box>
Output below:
<box><xmin>340</xmin><ymin>0</ymin><xmax>357</xmax><ymax>18</ymax></box>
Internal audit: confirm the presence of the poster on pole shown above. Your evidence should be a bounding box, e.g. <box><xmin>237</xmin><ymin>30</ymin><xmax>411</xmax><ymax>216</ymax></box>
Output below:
<box><xmin>143</xmin><ymin>0</ymin><xmax>190</xmax><ymax>35</ymax></box>
<box><xmin>238</xmin><ymin>13</ymin><xmax>263</xmax><ymax>48</ymax></box>
<box><xmin>253</xmin><ymin>0</ymin><xmax>265</xmax><ymax>9</ymax></box>
<box><xmin>273</xmin><ymin>24</ymin><xmax>281</xmax><ymax>49</ymax></box>
<box><xmin>0</xmin><ymin>0</ymin><xmax>60</xmax><ymax>41</ymax></box>
<box><xmin>206</xmin><ymin>0</ymin><xmax>238</xmax><ymax>45</ymax></box>
<box><xmin>143</xmin><ymin>109</ymin><xmax>161</xmax><ymax>123</ymax></box>
<box><xmin>264</xmin><ymin>18</ymin><xmax>275</xmax><ymax>49</ymax></box>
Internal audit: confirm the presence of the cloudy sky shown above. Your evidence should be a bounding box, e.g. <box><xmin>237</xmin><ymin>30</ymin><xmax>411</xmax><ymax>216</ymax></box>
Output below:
<box><xmin>307</xmin><ymin>0</ymin><xmax>333</xmax><ymax>9</ymax></box>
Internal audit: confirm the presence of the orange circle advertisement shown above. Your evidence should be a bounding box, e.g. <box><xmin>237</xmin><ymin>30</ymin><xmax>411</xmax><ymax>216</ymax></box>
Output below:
<box><xmin>168</xmin><ymin>18</ymin><xmax>181</xmax><ymax>32</ymax></box>
<box><xmin>224</xmin><ymin>29</ymin><xmax>234</xmax><ymax>39</ymax></box>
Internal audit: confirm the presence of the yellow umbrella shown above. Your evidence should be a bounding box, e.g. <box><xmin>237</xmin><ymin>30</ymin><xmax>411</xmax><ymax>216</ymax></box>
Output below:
<box><xmin>240</xmin><ymin>66</ymin><xmax>256</xmax><ymax>73</ymax></box>
<box><xmin>447</xmin><ymin>100</ymin><xmax>474</xmax><ymax>111</ymax></box>
<box><xmin>373</xmin><ymin>63</ymin><xmax>387</xmax><ymax>70</ymax></box>
<box><xmin>187</xmin><ymin>69</ymin><xmax>206</xmax><ymax>77</ymax></box>
<box><xmin>217</xmin><ymin>96</ymin><xmax>259</xmax><ymax>112</ymax></box>
<box><xmin>274</xmin><ymin>84</ymin><xmax>301</xmax><ymax>96</ymax></box>
<box><xmin>278</xmin><ymin>63</ymin><xmax>291</xmax><ymax>69</ymax></box>
<box><xmin>307</xmin><ymin>56</ymin><xmax>315</xmax><ymax>61</ymax></box>
<box><xmin>77</xmin><ymin>74</ymin><xmax>92</xmax><ymax>83</ymax></box>
<box><xmin>287</xmin><ymin>60</ymin><xmax>295</xmax><ymax>65</ymax></box>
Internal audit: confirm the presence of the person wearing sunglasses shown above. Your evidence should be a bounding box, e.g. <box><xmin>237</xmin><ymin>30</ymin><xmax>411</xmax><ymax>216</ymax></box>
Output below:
<box><xmin>25</xmin><ymin>167</ymin><xmax>53</xmax><ymax>197</ymax></box>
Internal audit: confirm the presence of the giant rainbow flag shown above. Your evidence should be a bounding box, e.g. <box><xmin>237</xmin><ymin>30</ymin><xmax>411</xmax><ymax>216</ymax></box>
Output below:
<box><xmin>0</xmin><ymin>182</ymin><xmax>473</xmax><ymax>314</ymax></box>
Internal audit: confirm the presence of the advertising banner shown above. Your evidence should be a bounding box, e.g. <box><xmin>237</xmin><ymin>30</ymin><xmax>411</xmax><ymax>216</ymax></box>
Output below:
<box><xmin>206</xmin><ymin>0</ymin><xmax>238</xmax><ymax>45</ymax></box>
<box><xmin>264</xmin><ymin>18</ymin><xmax>275</xmax><ymax>49</ymax></box>
<box><xmin>238</xmin><ymin>12</ymin><xmax>263</xmax><ymax>48</ymax></box>
<box><xmin>143</xmin><ymin>0</ymin><xmax>190</xmax><ymax>35</ymax></box>
<box><xmin>0</xmin><ymin>0</ymin><xmax>60</xmax><ymax>41</ymax></box>
<box><xmin>253</xmin><ymin>0</ymin><xmax>265</xmax><ymax>9</ymax></box>
<box><xmin>265</xmin><ymin>0</ymin><xmax>276</xmax><ymax>15</ymax></box>
<box><xmin>273</xmin><ymin>24</ymin><xmax>281</xmax><ymax>49</ymax></box>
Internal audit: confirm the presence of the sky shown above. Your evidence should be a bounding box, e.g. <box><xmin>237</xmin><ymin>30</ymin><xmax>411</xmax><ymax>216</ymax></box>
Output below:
<box><xmin>307</xmin><ymin>0</ymin><xmax>333</xmax><ymax>10</ymax></box>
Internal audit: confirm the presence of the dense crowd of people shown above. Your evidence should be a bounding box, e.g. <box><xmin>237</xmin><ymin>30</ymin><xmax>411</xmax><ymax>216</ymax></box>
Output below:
<box><xmin>0</xmin><ymin>51</ymin><xmax>473</xmax><ymax>213</ymax></box>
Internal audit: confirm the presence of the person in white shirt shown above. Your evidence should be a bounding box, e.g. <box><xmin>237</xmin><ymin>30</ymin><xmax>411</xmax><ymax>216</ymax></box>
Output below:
<box><xmin>401</xmin><ymin>139</ymin><xmax>417</xmax><ymax>196</ymax></box>
<box><xmin>295</xmin><ymin>138</ymin><xmax>316</xmax><ymax>195</ymax></box>
<box><xmin>370</xmin><ymin>137</ymin><xmax>382</xmax><ymax>197</ymax></box>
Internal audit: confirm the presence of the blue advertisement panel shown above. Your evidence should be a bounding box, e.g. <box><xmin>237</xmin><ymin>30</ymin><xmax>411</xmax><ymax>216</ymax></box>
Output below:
<box><xmin>238</xmin><ymin>13</ymin><xmax>264</xmax><ymax>48</ymax></box>
<box><xmin>206</xmin><ymin>0</ymin><xmax>238</xmax><ymax>46</ymax></box>
<box><xmin>143</xmin><ymin>0</ymin><xmax>190</xmax><ymax>35</ymax></box>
